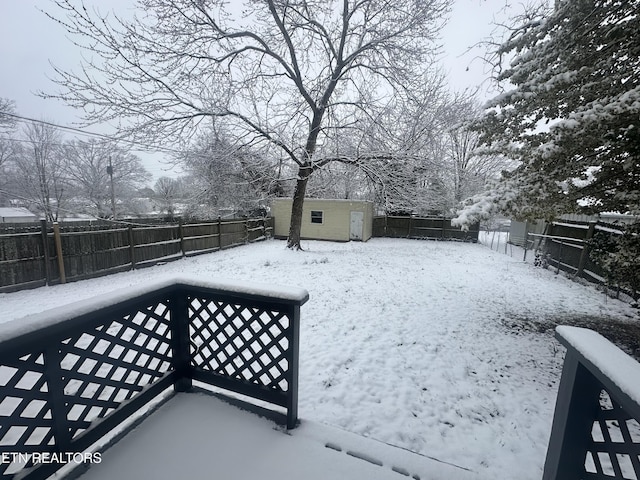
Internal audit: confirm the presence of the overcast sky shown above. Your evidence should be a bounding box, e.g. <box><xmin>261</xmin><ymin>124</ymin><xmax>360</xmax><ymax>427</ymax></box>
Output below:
<box><xmin>0</xmin><ymin>0</ymin><xmax>511</xmax><ymax>180</ymax></box>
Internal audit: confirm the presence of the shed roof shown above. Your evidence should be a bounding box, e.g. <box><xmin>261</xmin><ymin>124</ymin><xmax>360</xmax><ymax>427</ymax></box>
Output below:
<box><xmin>272</xmin><ymin>198</ymin><xmax>372</xmax><ymax>204</ymax></box>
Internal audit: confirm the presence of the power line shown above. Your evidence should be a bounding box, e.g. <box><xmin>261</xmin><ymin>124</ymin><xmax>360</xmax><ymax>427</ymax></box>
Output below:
<box><xmin>0</xmin><ymin>110</ymin><xmax>187</xmax><ymax>159</ymax></box>
<box><xmin>0</xmin><ymin>134</ymin><xmax>182</xmax><ymax>172</ymax></box>
<box><xmin>1</xmin><ymin>111</ymin><xmax>128</xmax><ymax>143</ymax></box>
<box><xmin>0</xmin><ymin>111</ymin><xmax>242</xmax><ymax>175</ymax></box>
<box><xmin>0</xmin><ymin>110</ymin><xmax>303</xmax><ymax>171</ymax></box>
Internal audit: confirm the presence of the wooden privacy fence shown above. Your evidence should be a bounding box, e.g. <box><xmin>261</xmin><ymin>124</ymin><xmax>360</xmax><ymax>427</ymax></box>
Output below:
<box><xmin>0</xmin><ymin>217</ymin><xmax>273</xmax><ymax>293</ymax></box>
<box><xmin>523</xmin><ymin>221</ymin><xmax>620</xmax><ymax>286</ymax></box>
<box><xmin>372</xmin><ymin>215</ymin><xmax>480</xmax><ymax>242</ymax></box>
<box><xmin>543</xmin><ymin>326</ymin><xmax>640</xmax><ymax>480</ymax></box>
<box><xmin>0</xmin><ymin>277</ymin><xmax>308</xmax><ymax>479</ymax></box>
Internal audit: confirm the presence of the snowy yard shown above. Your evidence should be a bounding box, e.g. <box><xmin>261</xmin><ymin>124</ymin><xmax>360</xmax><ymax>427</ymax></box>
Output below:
<box><xmin>1</xmin><ymin>238</ymin><xmax>637</xmax><ymax>479</ymax></box>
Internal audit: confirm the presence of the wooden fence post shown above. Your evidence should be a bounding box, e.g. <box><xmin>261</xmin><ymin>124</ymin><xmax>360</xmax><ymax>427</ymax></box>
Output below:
<box><xmin>40</xmin><ymin>220</ymin><xmax>52</xmax><ymax>285</ymax></box>
<box><xmin>52</xmin><ymin>222</ymin><xmax>66</xmax><ymax>284</ymax></box>
<box><xmin>557</xmin><ymin>241</ymin><xmax>564</xmax><ymax>274</ymax></box>
<box><xmin>218</xmin><ymin>216</ymin><xmax>222</xmax><ymax>249</ymax></box>
<box><xmin>128</xmin><ymin>225</ymin><xmax>137</xmax><ymax>269</ymax></box>
<box><xmin>286</xmin><ymin>303</ymin><xmax>301</xmax><ymax>429</ymax></box>
<box><xmin>523</xmin><ymin>221</ymin><xmax>530</xmax><ymax>262</ymax></box>
<box><xmin>576</xmin><ymin>222</ymin><xmax>596</xmax><ymax>278</ymax></box>
<box><xmin>43</xmin><ymin>344</ymin><xmax>72</xmax><ymax>450</ymax></box>
<box><xmin>505</xmin><ymin>228</ymin><xmax>509</xmax><ymax>254</ymax></box>
<box><xmin>178</xmin><ymin>217</ymin><xmax>185</xmax><ymax>257</ymax></box>
<box><xmin>170</xmin><ymin>292</ymin><xmax>193</xmax><ymax>393</ymax></box>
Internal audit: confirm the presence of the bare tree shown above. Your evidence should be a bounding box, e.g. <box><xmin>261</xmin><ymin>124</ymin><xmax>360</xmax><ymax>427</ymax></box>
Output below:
<box><xmin>306</xmin><ymin>161</ymin><xmax>369</xmax><ymax>200</ymax></box>
<box><xmin>0</xmin><ymin>99</ymin><xmax>19</xmax><ymax>206</ymax></box>
<box><xmin>443</xmin><ymin>97</ymin><xmax>514</xmax><ymax>211</ymax></box>
<box><xmin>0</xmin><ymin>98</ymin><xmax>17</xmax><ymax>134</ymax></box>
<box><xmin>45</xmin><ymin>0</ymin><xmax>451</xmax><ymax>248</ymax></box>
<box><xmin>13</xmin><ymin>122</ymin><xmax>67</xmax><ymax>221</ymax></box>
<box><xmin>176</xmin><ymin>124</ymin><xmax>293</xmax><ymax>217</ymax></box>
<box><xmin>323</xmin><ymin>75</ymin><xmax>460</xmax><ymax>215</ymax></box>
<box><xmin>154</xmin><ymin>176</ymin><xmax>183</xmax><ymax>217</ymax></box>
<box><xmin>62</xmin><ymin>138</ymin><xmax>151</xmax><ymax>218</ymax></box>
<box><xmin>0</xmin><ymin>136</ymin><xmax>18</xmax><ymax>173</ymax></box>
<box><xmin>0</xmin><ymin>99</ymin><xmax>19</xmax><ymax>171</ymax></box>
<box><xmin>281</xmin><ymin>87</ymin><xmax>508</xmax><ymax>216</ymax></box>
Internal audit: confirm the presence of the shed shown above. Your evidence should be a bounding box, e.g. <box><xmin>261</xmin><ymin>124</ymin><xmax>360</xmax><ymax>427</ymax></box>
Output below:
<box><xmin>0</xmin><ymin>207</ymin><xmax>38</xmax><ymax>223</ymax></box>
<box><xmin>272</xmin><ymin>198</ymin><xmax>374</xmax><ymax>242</ymax></box>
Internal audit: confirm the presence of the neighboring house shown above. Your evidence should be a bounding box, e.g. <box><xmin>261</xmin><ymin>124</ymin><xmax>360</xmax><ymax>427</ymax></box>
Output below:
<box><xmin>509</xmin><ymin>220</ymin><xmax>546</xmax><ymax>248</ymax></box>
<box><xmin>272</xmin><ymin>198</ymin><xmax>374</xmax><ymax>242</ymax></box>
<box><xmin>0</xmin><ymin>207</ymin><xmax>38</xmax><ymax>223</ymax></box>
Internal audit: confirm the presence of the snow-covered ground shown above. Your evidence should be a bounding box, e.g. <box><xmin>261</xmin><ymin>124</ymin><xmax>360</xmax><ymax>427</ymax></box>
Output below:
<box><xmin>1</xmin><ymin>238</ymin><xmax>637</xmax><ymax>479</ymax></box>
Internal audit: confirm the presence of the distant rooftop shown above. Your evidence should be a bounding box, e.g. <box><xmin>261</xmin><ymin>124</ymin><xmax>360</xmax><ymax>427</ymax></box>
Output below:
<box><xmin>0</xmin><ymin>207</ymin><xmax>37</xmax><ymax>221</ymax></box>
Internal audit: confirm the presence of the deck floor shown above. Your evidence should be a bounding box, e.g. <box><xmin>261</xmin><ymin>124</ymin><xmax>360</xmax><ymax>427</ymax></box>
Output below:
<box><xmin>76</xmin><ymin>392</ymin><xmax>480</xmax><ymax>480</ymax></box>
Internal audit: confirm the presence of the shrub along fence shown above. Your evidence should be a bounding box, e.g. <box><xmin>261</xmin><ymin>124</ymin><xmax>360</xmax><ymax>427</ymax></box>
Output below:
<box><xmin>0</xmin><ymin>217</ymin><xmax>273</xmax><ymax>293</ymax></box>
<box><xmin>373</xmin><ymin>215</ymin><xmax>480</xmax><ymax>242</ymax></box>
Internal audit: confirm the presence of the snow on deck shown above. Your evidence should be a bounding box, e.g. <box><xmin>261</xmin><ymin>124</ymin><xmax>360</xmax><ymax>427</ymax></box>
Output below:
<box><xmin>0</xmin><ymin>276</ymin><xmax>308</xmax><ymax>343</ymax></box>
<box><xmin>79</xmin><ymin>392</ymin><xmax>479</xmax><ymax>480</ymax></box>
<box><xmin>556</xmin><ymin>326</ymin><xmax>640</xmax><ymax>408</ymax></box>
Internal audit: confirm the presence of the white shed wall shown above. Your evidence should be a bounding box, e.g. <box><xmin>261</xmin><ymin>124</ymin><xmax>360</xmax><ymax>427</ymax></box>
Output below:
<box><xmin>272</xmin><ymin>199</ymin><xmax>373</xmax><ymax>242</ymax></box>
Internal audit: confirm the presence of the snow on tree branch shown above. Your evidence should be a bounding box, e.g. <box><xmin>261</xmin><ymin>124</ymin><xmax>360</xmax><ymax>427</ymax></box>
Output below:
<box><xmin>464</xmin><ymin>0</ymin><xmax>640</xmax><ymax>225</ymax></box>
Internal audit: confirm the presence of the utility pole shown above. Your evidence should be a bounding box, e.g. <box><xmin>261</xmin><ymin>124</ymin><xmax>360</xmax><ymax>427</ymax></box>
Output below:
<box><xmin>107</xmin><ymin>156</ymin><xmax>116</xmax><ymax>219</ymax></box>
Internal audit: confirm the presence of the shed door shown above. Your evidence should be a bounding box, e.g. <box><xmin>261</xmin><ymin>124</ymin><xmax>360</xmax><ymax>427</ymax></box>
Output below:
<box><xmin>350</xmin><ymin>211</ymin><xmax>364</xmax><ymax>240</ymax></box>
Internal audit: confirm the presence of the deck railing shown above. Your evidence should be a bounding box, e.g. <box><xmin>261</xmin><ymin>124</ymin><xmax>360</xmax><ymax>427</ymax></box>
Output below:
<box><xmin>543</xmin><ymin>326</ymin><xmax>640</xmax><ymax>479</ymax></box>
<box><xmin>0</xmin><ymin>278</ymin><xmax>308</xmax><ymax>479</ymax></box>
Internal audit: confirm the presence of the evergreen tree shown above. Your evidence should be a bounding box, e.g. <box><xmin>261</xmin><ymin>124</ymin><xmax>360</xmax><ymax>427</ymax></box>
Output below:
<box><xmin>455</xmin><ymin>0</ymin><xmax>640</xmax><ymax>224</ymax></box>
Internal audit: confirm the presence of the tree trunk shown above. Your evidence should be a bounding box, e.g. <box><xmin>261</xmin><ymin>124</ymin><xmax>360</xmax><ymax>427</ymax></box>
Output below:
<box><xmin>287</xmin><ymin>166</ymin><xmax>311</xmax><ymax>249</ymax></box>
